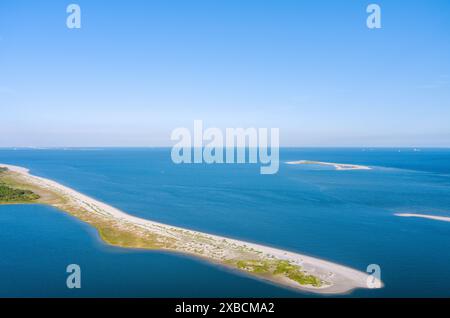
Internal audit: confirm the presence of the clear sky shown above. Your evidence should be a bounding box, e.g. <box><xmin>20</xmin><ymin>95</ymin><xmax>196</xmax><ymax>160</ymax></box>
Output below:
<box><xmin>0</xmin><ymin>0</ymin><xmax>449</xmax><ymax>147</ymax></box>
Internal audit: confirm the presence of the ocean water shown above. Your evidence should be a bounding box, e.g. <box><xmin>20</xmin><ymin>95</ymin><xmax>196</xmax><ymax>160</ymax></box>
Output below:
<box><xmin>0</xmin><ymin>148</ymin><xmax>450</xmax><ymax>297</ymax></box>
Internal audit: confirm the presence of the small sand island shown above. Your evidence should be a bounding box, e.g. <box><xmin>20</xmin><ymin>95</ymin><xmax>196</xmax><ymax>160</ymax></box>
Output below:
<box><xmin>0</xmin><ymin>164</ymin><xmax>381</xmax><ymax>294</ymax></box>
<box><xmin>286</xmin><ymin>160</ymin><xmax>371</xmax><ymax>171</ymax></box>
<box><xmin>395</xmin><ymin>213</ymin><xmax>450</xmax><ymax>223</ymax></box>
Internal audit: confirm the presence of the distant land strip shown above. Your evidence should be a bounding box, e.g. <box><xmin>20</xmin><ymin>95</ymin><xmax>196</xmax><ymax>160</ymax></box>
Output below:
<box><xmin>286</xmin><ymin>160</ymin><xmax>371</xmax><ymax>170</ymax></box>
<box><xmin>395</xmin><ymin>213</ymin><xmax>450</xmax><ymax>223</ymax></box>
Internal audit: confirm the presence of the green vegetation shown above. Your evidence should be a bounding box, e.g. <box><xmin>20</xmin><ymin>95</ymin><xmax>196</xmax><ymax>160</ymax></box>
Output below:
<box><xmin>234</xmin><ymin>259</ymin><xmax>323</xmax><ymax>287</ymax></box>
<box><xmin>0</xmin><ymin>168</ymin><xmax>40</xmax><ymax>202</ymax></box>
<box><xmin>274</xmin><ymin>260</ymin><xmax>322</xmax><ymax>287</ymax></box>
<box><xmin>0</xmin><ymin>184</ymin><xmax>40</xmax><ymax>202</ymax></box>
<box><xmin>98</xmin><ymin>224</ymin><xmax>164</xmax><ymax>249</ymax></box>
<box><xmin>237</xmin><ymin>260</ymin><xmax>270</xmax><ymax>274</ymax></box>
<box><xmin>0</xmin><ymin>184</ymin><xmax>40</xmax><ymax>203</ymax></box>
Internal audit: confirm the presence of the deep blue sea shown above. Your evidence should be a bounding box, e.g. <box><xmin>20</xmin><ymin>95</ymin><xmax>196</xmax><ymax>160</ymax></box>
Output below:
<box><xmin>1</xmin><ymin>148</ymin><xmax>450</xmax><ymax>297</ymax></box>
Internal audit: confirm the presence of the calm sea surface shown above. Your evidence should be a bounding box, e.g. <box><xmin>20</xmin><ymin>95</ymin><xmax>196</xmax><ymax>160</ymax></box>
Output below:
<box><xmin>1</xmin><ymin>148</ymin><xmax>449</xmax><ymax>297</ymax></box>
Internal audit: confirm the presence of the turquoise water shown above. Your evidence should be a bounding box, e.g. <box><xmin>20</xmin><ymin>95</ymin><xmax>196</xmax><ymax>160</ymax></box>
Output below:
<box><xmin>1</xmin><ymin>148</ymin><xmax>450</xmax><ymax>297</ymax></box>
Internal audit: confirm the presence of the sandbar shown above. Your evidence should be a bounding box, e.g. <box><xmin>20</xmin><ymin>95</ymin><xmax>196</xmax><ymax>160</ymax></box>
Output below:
<box><xmin>286</xmin><ymin>160</ymin><xmax>371</xmax><ymax>170</ymax></box>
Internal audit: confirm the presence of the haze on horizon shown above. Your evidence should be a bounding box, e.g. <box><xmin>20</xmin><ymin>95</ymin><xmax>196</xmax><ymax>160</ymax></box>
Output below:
<box><xmin>1</xmin><ymin>0</ymin><xmax>449</xmax><ymax>147</ymax></box>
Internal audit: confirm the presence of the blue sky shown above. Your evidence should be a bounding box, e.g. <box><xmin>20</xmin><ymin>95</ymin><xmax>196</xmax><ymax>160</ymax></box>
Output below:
<box><xmin>0</xmin><ymin>0</ymin><xmax>449</xmax><ymax>147</ymax></box>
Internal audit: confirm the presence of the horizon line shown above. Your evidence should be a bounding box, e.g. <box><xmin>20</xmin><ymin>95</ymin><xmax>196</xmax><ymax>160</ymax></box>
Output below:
<box><xmin>1</xmin><ymin>146</ymin><xmax>450</xmax><ymax>149</ymax></box>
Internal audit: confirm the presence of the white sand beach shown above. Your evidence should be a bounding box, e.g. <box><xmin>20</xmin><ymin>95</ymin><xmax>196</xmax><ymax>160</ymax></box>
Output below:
<box><xmin>1</xmin><ymin>163</ymin><xmax>382</xmax><ymax>294</ymax></box>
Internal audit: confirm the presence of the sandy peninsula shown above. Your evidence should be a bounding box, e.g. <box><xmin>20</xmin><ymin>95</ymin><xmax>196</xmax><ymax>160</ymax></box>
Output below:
<box><xmin>0</xmin><ymin>163</ymin><xmax>381</xmax><ymax>294</ymax></box>
<box><xmin>286</xmin><ymin>160</ymin><xmax>371</xmax><ymax>170</ymax></box>
<box><xmin>395</xmin><ymin>213</ymin><xmax>450</xmax><ymax>223</ymax></box>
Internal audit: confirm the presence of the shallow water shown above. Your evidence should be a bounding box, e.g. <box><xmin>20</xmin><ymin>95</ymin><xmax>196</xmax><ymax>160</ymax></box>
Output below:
<box><xmin>1</xmin><ymin>148</ymin><xmax>449</xmax><ymax>297</ymax></box>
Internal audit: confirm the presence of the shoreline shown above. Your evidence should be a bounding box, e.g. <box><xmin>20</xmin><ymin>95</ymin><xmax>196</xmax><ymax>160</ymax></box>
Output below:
<box><xmin>0</xmin><ymin>163</ymin><xmax>381</xmax><ymax>294</ymax></box>
<box><xmin>286</xmin><ymin>160</ymin><xmax>371</xmax><ymax>170</ymax></box>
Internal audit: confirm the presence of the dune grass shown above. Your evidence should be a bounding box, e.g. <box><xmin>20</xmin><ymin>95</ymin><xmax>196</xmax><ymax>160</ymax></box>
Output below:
<box><xmin>234</xmin><ymin>259</ymin><xmax>323</xmax><ymax>287</ymax></box>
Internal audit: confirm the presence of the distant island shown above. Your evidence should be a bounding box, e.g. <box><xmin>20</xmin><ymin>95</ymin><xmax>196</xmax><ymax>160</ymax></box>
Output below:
<box><xmin>286</xmin><ymin>160</ymin><xmax>371</xmax><ymax>170</ymax></box>
<box><xmin>0</xmin><ymin>163</ymin><xmax>381</xmax><ymax>294</ymax></box>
